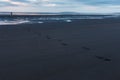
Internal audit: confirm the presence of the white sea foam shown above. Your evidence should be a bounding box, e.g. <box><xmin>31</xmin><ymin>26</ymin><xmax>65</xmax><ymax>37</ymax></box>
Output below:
<box><xmin>0</xmin><ymin>20</ymin><xmax>30</xmax><ymax>25</ymax></box>
<box><xmin>65</xmin><ymin>20</ymin><xmax>72</xmax><ymax>22</ymax></box>
<box><xmin>38</xmin><ymin>21</ymin><xmax>44</xmax><ymax>24</ymax></box>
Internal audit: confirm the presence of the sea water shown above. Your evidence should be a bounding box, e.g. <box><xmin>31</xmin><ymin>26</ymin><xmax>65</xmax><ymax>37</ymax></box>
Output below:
<box><xmin>0</xmin><ymin>14</ymin><xmax>119</xmax><ymax>25</ymax></box>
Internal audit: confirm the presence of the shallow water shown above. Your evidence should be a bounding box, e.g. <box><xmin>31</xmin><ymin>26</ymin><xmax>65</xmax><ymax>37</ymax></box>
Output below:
<box><xmin>0</xmin><ymin>15</ymin><xmax>119</xmax><ymax>25</ymax></box>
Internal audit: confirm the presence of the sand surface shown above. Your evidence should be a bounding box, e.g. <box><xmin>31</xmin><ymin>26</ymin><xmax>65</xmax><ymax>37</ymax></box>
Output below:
<box><xmin>0</xmin><ymin>19</ymin><xmax>120</xmax><ymax>80</ymax></box>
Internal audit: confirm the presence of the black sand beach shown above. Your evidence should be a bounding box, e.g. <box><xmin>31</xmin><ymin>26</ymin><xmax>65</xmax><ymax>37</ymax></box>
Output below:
<box><xmin>0</xmin><ymin>18</ymin><xmax>120</xmax><ymax>80</ymax></box>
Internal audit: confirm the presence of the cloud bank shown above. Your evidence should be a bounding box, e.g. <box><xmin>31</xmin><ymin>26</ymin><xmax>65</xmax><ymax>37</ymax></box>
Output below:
<box><xmin>0</xmin><ymin>0</ymin><xmax>120</xmax><ymax>13</ymax></box>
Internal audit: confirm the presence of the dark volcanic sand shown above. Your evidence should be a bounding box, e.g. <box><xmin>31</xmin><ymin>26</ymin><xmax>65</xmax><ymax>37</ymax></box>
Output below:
<box><xmin>0</xmin><ymin>19</ymin><xmax>120</xmax><ymax>80</ymax></box>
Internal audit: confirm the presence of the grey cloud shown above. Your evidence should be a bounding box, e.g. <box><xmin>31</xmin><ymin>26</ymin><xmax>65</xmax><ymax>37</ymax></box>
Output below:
<box><xmin>0</xmin><ymin>2</ymin><xmax>17</xmax><ymax>7</ymax></box>
<box><xmin>72</xmin><ymin>0</ymin><xmax>120</xmax><ymax>5</ymax></box>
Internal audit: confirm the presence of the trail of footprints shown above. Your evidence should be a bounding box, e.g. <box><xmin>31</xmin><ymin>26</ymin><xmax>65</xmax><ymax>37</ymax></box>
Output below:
<box><xmin>46</xmin><ymin>35</ymin><xmax>112</xmax><ymax>62</ymax></box>
<box><xmin>25</xmin><ymin>28</ymin><xmax>112</xmax><ymax>62</ymax></box>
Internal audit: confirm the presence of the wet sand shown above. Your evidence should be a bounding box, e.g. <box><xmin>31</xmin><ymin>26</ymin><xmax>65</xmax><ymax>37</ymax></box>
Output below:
<box><xmin>0</xmin><ymin>19</ymin><xmax>120</xmax><ymax>80</ymax></box>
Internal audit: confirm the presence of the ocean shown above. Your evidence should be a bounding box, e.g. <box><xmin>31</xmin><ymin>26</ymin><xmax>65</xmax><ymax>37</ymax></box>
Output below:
<box><xmin>0</xmin><ymin>12</ymin><xmax>119</xmax><ymax>25</ymax></box>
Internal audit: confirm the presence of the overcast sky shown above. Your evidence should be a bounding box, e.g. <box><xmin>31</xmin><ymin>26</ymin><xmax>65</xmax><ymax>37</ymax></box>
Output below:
<box><xmin>0</xmin><ymin>0</ymin><xmax>120</xmax><ymax>13</ymax></box>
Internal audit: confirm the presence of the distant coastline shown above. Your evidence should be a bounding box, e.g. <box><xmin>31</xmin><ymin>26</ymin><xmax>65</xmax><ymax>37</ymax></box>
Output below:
<box><xmin>0</xmin><ymin>12</ymin><xmax>115</xmax><ymax>16</ymax></box>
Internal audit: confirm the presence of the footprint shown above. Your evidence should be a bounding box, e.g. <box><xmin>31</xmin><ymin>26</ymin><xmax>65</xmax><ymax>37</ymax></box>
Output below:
<box><xmin>95</xmin><ymin>56</ymin><xmax>104</xmax><ymax>59</ymax></box>
<box><xmin>104</xmin><ymin>58</ymin><xmax>111</xmax><ymax>61</ymax></box>
<box><xmin>82</xmin><ymin>46</ymin><xmax>90</xmax><ymax>50</ymax></box>
<box><xmin>95</xmin><ymin>56</ymin><xmax>111</xmax><ymax>62</ymax></box>
<box><xmin>46</xmin><ymin>35</ymin><xmax>51</xmax><ymax>39</ymax></box>
<box><xmin>61</xmin><ymin>43</ymin><xmax>68</xmax><ymax>46</ymax></box>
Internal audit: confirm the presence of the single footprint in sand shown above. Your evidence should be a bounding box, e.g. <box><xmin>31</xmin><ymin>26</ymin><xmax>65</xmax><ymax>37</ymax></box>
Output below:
<box><xmin>82</xmin><ymin>46</ymin><xmax>90</xmax><ymax>50</ymax></box>
<box><xmin>46</xmin><ymin>35</ymin><xmax>51</xmax><ymax>39</ymax></box>
<box><xmin>95</xmin><ymin>56</ymin><xmax>111</xmax><ymax>62</ymax></box>
<box><xmin>95</xmin><ymin>56</ymin><xmax>104</xmax><ymax>59</ymax></box>
<box><xmin>104</xmin><ymin>58</ymin><xmax>111</xmax><ymax>61</ymax></box>
<box><xmin>61</xmin><ymin>42</ymin><xmax>68</xmax><ymax>46</ymax></box>
<box><xmin>57</xmin><ymin>39</ymin><xmax>68</xmax><ymax>46</ymax></box>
